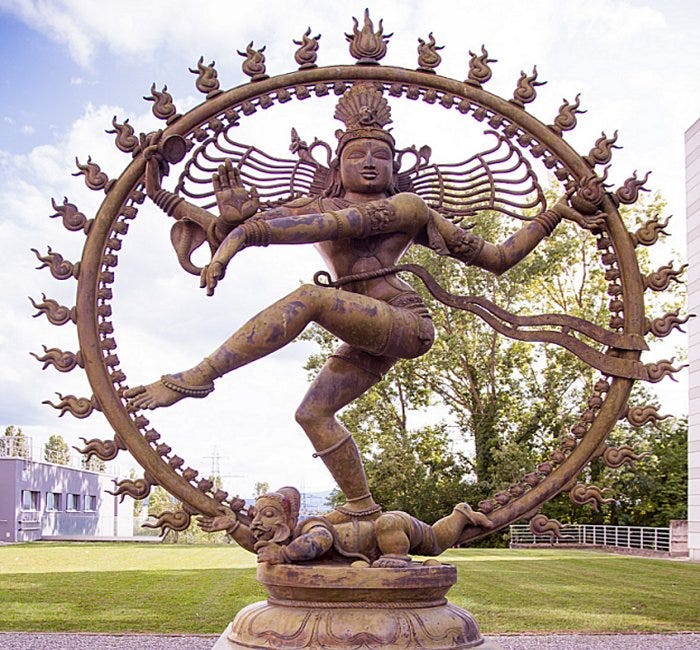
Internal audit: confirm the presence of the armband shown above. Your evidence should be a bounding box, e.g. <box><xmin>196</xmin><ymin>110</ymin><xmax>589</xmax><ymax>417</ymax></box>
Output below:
<box><xmin>446</xmin><ymin>229</ymin><xmax>485</xmax><ymax>265</ymax></box>
<box><xmin>327</xmin><ymin>211</ymin><xmax>350</xmax><ymax>240</ymax></box>
<box><xmin>356</xmin><ymin>201</ymin><xmax>397</xmax><ymax>236</ymax></box>
<box><xmin>240</xmin><ymin>218</ymin><xmax>273</xmax><ymax>247</ymax></box>
<box><xmin>152</xmin><ymin>189</ymin><xmax>184</xmax><ymax>217</ymax></box>
<box><xmin>533</xmin><ymin>209</ymin><xmax>562</xmax><ymax>236</ymax></box>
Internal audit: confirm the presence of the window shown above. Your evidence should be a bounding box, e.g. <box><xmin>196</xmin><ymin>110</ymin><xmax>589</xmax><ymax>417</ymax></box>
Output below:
<box><xmin>85</xmin><ymin>495</ymin><xmax>97</xmax><ymax>512</ymax></box>
<box><xmin>46</xmin><ymin>492</ymin><xmax>61</xmax><ymax>511</ymax></box>
<box><xmin>66</xmin><ymin>493</ymin><xmax>80</xmax><ymax>511</ymax></box>
<box><xmin>21</xmin><ymin>490</ymin><xmax>40</xmax><ymax>511</ymax></box>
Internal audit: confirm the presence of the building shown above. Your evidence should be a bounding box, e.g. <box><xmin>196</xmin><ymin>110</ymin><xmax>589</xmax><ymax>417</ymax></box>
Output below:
<box><xmin>0</xmin><ymin>436</ymin><xmax>134</xmax><ymax>542</ymax></box>
<box><xmin>687</xmin><ymin>117</ymin><xmax>700</xmax><ymax>561</ymax></box>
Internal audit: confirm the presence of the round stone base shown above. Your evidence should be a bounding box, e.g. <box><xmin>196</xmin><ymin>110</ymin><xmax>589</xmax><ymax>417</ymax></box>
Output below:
<box><xmin>217</xmin><ymin>562</ymin><xmax>498</xmax><ymax>649</ymax></box>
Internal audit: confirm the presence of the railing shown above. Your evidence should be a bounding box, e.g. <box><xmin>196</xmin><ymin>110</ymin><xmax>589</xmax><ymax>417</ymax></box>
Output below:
<box><xmin>17</xmin><ymin>511</ymin><xmax>40</xmax><ymax>531</ymax></box>
<box><xmin>0</xmin><ymin>436</ymin><xmax>31</xmax><ymax>459</ymax></box>
<box><xmin>509</xmin><ymin>523</ymin><xmax>671</xmax><ymax>553</ymax></box>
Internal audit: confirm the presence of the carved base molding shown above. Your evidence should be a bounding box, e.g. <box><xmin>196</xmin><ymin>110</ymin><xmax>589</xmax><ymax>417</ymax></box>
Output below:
<box><xmin>213</xmin><ymin>562</ymin><xmax>500</xmax><ymax>649</ymax></box>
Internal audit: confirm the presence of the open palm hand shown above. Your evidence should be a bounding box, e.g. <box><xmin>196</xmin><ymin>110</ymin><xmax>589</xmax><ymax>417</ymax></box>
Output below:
<box><xmin>214</xmin><ymin>159</ymin><xmax>260</xmax><ymax>226</ymax></box>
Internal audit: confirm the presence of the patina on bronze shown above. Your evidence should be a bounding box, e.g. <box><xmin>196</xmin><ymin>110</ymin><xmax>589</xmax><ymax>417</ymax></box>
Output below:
<box><xmin>125</xmin><ymin>81</ymin><xmax>598</xmax><ymax>533</ymax></box>
<box><xmin>32</xmin><ymin>9</ymin><xmax>686</xmax><ymax>650</ymax></box>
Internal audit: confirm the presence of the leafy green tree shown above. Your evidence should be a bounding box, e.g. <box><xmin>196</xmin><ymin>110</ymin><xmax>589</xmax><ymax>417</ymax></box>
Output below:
<box><xmin>543</xmin><ymin>412</ymin><xmax>688</xmax><ymax>527</ymax></box>
<box><xmin>610</xmin><ymin>417</ymin><xmax>688</xmax><ymax>527</ymax></box>
<box><xmin>44</xmin><ymin>434</ymin><xmax>71</xmax><ymax>465</ymax></box>
<box><xmin>254</xmin><ymin>481</ymin><xmax>270</xmax><ymax>498</ymax></box>
<box><xmin>302</xmin><ymin>192</ymin><xmax>686</xmax><ymax>527</ymax></box>
<box><xmin>146</xmin><ymin>485</ymin><xmax>178</xmax><ymax>516</ymax></box>
<box><xmin>142</xmin><ymin>481</ymin><xmax>229</xmax><ymax>544</ymax></box>
<box><xmin>3</xmin><ymin>425</ymin><xmax>30</xmax><ymax>458</ymax></box>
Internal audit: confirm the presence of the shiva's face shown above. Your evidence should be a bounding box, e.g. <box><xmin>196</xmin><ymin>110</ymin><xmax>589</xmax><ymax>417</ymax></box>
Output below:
<box><xmin>339</xmin><ymin>138</ymin><xmax>394</xmax><ymax>195</ymax></box>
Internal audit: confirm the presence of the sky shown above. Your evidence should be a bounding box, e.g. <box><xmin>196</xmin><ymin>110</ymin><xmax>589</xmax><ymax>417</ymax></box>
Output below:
<box><xmin>0</xmin><ymin>0</ymin><xmax>697</xmax><ymax>499</ymax></box>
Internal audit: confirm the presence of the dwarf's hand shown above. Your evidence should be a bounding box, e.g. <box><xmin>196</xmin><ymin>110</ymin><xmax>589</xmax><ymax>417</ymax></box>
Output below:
<box><xmin>455</xmin><ymin>503</ymin><xmax>493</xmax><ymax>530</ymax></box>
<box><xmin>197</xmin><ymin>511</ymin><xmax>237</xmax><ymax>533</ymax></box>
<box><xmin>256</xmin><ymin>542</ymin><xmax>289</xmax><ymax>565</ymax></box>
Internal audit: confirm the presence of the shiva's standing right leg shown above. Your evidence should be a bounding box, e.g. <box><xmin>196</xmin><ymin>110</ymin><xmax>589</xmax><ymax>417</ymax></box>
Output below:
<box><xmin>295</xmin><ymin>347</ymin><xmax>396</xmax><ymax>518</ymax></box>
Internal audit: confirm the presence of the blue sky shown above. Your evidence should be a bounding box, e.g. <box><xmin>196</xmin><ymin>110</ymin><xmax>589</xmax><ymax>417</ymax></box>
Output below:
<box><xmin>0</xmin><ymin>0</ymin><xmax>698</xmax><ymax>497</ymax></box>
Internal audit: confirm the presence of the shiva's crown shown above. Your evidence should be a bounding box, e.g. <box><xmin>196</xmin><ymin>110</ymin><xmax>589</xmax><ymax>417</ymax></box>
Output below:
<box><xmin>334</xmin><ymin>82</ymin><xmax>395</xmax><ymax>153</ymax></box>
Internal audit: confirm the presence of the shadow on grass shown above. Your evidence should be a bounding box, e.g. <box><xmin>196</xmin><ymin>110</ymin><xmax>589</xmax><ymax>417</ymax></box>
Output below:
<box><xmin>0</xmin><ymin>567</ymin><xmax>264</xmax><ymax>634</ymax></box>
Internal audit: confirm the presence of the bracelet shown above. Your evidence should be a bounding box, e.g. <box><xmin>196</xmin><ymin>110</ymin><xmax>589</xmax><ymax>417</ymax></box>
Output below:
<box><xmin>312</xmin><ymin>433</ymin><xmax>353</xmax><ymax>458</ymax></box>
<box><xmin>335</xmin><ymin>503</ymin><xmax>382</xmax><ymax>517</ymax></box>
<box><xmin>152</xmin><ymin>189</ymin><xmax>184</xmax><ymax>217</ymax></box>
<box><xmin>533</xmin><ymin>209</ymin><xmax>562</xmax><ymax>236</ymax></box>
<box><xmin>202</xmin><ymin>356</ymin><xmax>224</xmax><ymax>379</ymax></box>
<box><xmin>345</xmin><ymin>492</ymin><xmax>372</xmax><ymax>503</ymax></box>
<box><xmin>160</xmin><ymin>374</ymin><xmax>214</xmax><ymax>397</ymax></box>
<box><xmin>328</xmin><ymin>211</ymin><xmax>350</xmax><ymax>239</ymax></box>
<box><xmin>240</xmin><ymin>218</ymin><xmax>272</xmax><ymax>247</ymax></box>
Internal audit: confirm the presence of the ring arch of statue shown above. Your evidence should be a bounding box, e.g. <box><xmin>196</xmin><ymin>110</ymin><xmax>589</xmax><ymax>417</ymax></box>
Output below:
<box><xmin>32</xmin><ymin>10</ymin><xmax>686</xmax><ymax>649</ymax></box>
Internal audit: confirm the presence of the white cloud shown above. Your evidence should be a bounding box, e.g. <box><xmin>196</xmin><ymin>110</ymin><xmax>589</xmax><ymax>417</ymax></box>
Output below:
<box><xmin>1</xmin><ymin>0</ymin><xmax>96</xmax><ymax>67</ymax></box>
<box><xmin>1</xmin><ymin>0</ymin><xmax>668</xmax><ymax>72</ymax></box>
<box><xmin>20</xmin><ymin>124</ymin><xmax>35</xmax><ymax>135</ymax></box>
<box><xmin>0</xmin><ymin>98</ymin><xmax>331</xmax><ymax>496</ymax></box>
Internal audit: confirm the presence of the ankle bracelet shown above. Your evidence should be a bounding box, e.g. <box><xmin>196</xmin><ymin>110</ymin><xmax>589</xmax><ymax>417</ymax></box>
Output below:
<box><xmin>160</xmin><ymin>374</ymin><xmax>214</xmax><ymax>397</ymax></box>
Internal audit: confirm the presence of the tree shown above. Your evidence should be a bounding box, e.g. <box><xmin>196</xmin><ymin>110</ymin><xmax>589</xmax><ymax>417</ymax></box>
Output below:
<box><xmin>44</xmin><ymin>434</ymin><xmax>71</xmax><ymax>465</ymax></box>
<box><xmin>142</xmin><ymin>481</ymin><xmax>230</xmax><ymax>544</ymax></box>
<box><xmin>611</xmin><ymin>417</ymin><xmax>688</xmax><ymax>526</ymax></box>
<box><xmin>146</xmin><ymin>485</ymin><xmax>178</xmax><ymax>516</ymax></box>
<box><xmin>254</xmin><ymin>481</ymin><xmax>270</xmax><ymax>498</ymax></box>
<box><xmin>3</xmin><ymin>425</ymin><xmax>30</xmax><ymax>459</ymax></box>
<box><xmin>302</xmin><ymin>192</ymin><xmax>686</xmax><ymax>527</ymax></box>
<box><xmin>543</xmin><ymin>411</ymin><xmax>688</xmax><ymax>527</ymax></box>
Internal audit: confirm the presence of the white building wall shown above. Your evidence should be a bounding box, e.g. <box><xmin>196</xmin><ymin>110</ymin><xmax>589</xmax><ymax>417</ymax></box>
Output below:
<box><xmin>687</xmin><ymin>118</ymin><xmax>700</xmax><ymax>561</ymax></box>
<box><xmin>0</xmin><ymin>455</ymin><xmax>135</xmax><ymax>541</ymax></box>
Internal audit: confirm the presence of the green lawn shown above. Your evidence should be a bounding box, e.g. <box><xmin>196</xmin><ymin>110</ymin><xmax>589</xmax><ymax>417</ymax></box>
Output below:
<box><xmin>0</xmin><ymin>543</ymin><xmax>698</xmax><ymax>634</ymax></box>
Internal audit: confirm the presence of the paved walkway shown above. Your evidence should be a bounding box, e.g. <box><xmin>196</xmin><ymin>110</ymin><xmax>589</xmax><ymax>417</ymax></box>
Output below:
<box><xmin>1</xmin><ymin>633</ymin><xmax>699</xmax><ymax>649</ymax></box>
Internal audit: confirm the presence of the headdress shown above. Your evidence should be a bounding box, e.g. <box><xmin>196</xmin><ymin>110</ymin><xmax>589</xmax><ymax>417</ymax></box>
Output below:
<box><xmin>334</xmin><ymin>82</ymin><xmax>395</xmax><ymax>153</ymax></box>
<box><xmin>257</xmin><ymin>486</ymin><xmax>301</xmax><ymax>526</ymax></box>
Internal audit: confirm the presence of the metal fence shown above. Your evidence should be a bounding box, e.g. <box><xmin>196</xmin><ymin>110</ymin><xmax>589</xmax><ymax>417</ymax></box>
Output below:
<box><xmin>509</xmin><ymin>523</ymin><xmax>671</xmax><ymax>553</ymax></box>
<box><xmin>0</xmin><ymin>436</ymin><xmax>31</xmax><ymax>459</ymax></box>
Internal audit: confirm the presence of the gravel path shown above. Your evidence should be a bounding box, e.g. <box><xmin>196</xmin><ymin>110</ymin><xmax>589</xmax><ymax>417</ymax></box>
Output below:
<box><xmin>1</xmin><ymin>633</ymin><xmax>699</xmax><ymax>649</ymax></box>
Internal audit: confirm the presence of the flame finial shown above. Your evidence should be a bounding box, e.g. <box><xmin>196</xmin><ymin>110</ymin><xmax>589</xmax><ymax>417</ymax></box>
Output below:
<box><xmin>346</xmin><ymin>9</ymin><xmax>391</xmax><ymax>64</ymax></box>
<box><xmin>294</xmin><ymin>28</ymin><xmax>321</xmax><ymax>69</ymax></box>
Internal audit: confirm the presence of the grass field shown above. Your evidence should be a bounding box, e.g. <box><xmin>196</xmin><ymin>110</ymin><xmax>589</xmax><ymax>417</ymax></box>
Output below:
<box><xmin>0</xmin><ymin>543</ymin><xmax>698</xmax><ymax>634</ymax></box>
